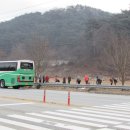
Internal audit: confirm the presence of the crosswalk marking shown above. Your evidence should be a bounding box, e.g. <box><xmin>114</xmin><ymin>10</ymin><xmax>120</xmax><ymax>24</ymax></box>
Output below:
<box><xmin>1</xmin><ymin>102</ymin><xmax>130</xmax><ymax>130</ymax></box>
<box><xmin>54</xmin><ymin>123</ymin><xmax>90</xmax><ymax>130</ymax></box>
<box><xmin>27</xmin><ymin>112</ymin><xmax>107</xmax><ymax>127</ymax></box>
<box><xmin>45</xmin><ymin>111</ymin><xmax>121</xmax><ymax>125</ymax></box>
<box><xmin>0</xmin><ymin>125</ymin><xmax>16</xmax><ymax>130</ymax></box>
<box><xmin>53</xmin><ymin>109</ymin><xmax>130</xmax><ymax>122</ymax></box>
<box><xmin>82</xmin><ymin>106</ymin><xmax>130</xmax><ymax>115</ymax></box>
<box><xmin>0</xmin><ymin>118</ymin><xmax>51</xmax><ymax>130</ymax></box>
<box><xmin>97</xmin><ymin>128</ymin><xmax>115</xmax><ymax>130</ymax></box>
<box><xmin>8</xmin><ymin>114</ymin><xmax>43</xmax><ymax>123</ymax></box>
<box><xmin>94</xmin><ymin>105</ymin><xmax>130</xmax><ymax>111</ymax></box>
<box><xmin>71</xmin><ymin>108</ymin><xmax>130</xmax><ymax>118</ymax></box>
<box><xmin>8</xmin><ymin>114</ymin><xmax>90</xmax><ymax>130</ymax></box>
<box><xmin>115</xmin><ymin>124</ymin><xmax>130</xmax><ymax>129</ymax></box>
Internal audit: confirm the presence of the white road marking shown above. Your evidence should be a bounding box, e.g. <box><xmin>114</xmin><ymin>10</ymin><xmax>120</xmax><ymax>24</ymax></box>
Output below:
<box><xmin>8</xmin><ymin>114</ymin><xmax>90</xmax><ymax>130</ymax></box>
<box><xmin>71</xmin><ymin>108</ymin><xmax>130</xmax><ymax>118</ymax></box>
<box><xmin>27</xmin><ymin>113</ymin><xmax>107</xmax><ymax>128</ymax></box>
<box><xmin>0</xmin><ymin>102</ymin><xmax>34</xmax><ymax>106</ymax></box>
<box><xmin>103</xmin><ymin>104</ymin><xmax>130</xmax><ymax>107</ymax></box>
<box><xmin>82</xmin><ymin>107</ymin><xmax>130</xmax><ymax>115</ymax></box>
<box><xmin>0</xmin><ymin>118</ymin><xmax>51</xmax><ymax>130</ymax></box>
<box><xmin>94</xmin><ymin>106</ymin><xmax>130</xmax><ymax>111</ymax></box>
<box><xmin>54</xmin><ymin>123</ymin><xmax>90</xmax><ymax>130</ymax></box>
<box><xmin>97</xmin><ymin>128</ymin><xmax>115</xmax><ymax>130</ymax></box>
<box><xmin>48</xmin><ymin>111</ymin><xmax>120</xmax><ymax>125</ymax></box>
<box><xmin>8</xmin><ymin>114</ymin><xmax>43</xmax><ymax>123</ymax></box>
<box><xmin>0</xmin><ymin>125</ymin><xmax>16</xmax><ymax>130</ymax></box>
<box><xmin>115</xmin><ymin>125</ymin><xmax>130</xmax><ymax>129</ymax></box>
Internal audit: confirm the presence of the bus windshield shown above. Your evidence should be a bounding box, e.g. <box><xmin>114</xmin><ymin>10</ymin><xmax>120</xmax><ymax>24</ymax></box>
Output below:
<box><xmin>0</xmin><ymin>62</ymin><xmax>17</xmax><ymax>71</ymax></box>
<box><xmin>20</xmin><ymin>62</ymin><xmax>33</xmax><ymax>69</ymax></box>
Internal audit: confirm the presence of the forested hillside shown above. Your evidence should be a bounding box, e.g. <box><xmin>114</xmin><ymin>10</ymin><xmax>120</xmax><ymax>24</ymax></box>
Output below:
<box><xmin>0</xmin><ymin>5</ymin><xmax>130</xmax><ymax>82</ymax></box>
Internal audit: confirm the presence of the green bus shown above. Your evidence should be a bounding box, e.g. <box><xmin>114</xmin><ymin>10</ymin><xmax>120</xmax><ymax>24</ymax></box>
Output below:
<box><xmin>0</xmin><ymin>60</ymin><xmax>35</xmax><ymax>89</ymax></box>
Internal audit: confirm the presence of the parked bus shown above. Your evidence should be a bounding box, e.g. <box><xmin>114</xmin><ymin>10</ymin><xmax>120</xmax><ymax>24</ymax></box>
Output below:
<box><xmin>0</xmin><ymin>60</ymin><xmax>35</xmax><ymax>89</ymax></box>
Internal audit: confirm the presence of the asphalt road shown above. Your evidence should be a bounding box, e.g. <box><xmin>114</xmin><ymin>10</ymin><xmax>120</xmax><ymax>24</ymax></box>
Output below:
<box><xmin>0</xmin><ymin>88</ymin><xmax>130</xmax><ymax>106</ymax></box>
<box><xmin>0</xmin><ymin>88</ymin><xmax>130</xmax><ymax>129</ymax></box>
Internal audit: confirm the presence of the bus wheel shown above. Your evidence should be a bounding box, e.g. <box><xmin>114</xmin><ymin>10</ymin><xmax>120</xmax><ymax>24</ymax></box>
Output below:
<box><xmin>13</xmin><ymin>86</ymin><xmax>20</xmax><ymax>89</ymax></box>
<box><xmin>0</xmin><ymin>80</ymin><xmax>5</xmax><ymax>88</ymax></box>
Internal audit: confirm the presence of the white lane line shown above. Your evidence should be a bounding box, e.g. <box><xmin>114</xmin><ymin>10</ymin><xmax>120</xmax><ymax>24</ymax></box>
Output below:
<box><xmin>101</xmin><ymin>105</ymin><xmax>130</xmax><ymax>109</ymax></box>
<box><xmin>71</xmin><ymin>108</ymin><xmax>130</xmax><ymax>118</ymax></box>
<box><xmin>8</xmin><ymin>114</ymin><xmax>90</xmax><ymax>130</ymax></box>
<box><xmin>0</xmin><ymin>125</ymin><xmax>16</xmax><ymax>130</ymax></box>
<box><xmin>0</xmin><ymin>118</ymin><xmax>51</xmax><ymax>130</ymax></box>
<box><xmin>55</xmin><ymin>110</ymin><xmax>120</xmax><ymax>125</ymax></box>
<box><xmin>103</xmin><ymin>104</ymin><xmax>130</xmax><ymax>107</ymax></box>
<box><xmin>82</xmin><ymin>107</ymin><xmax>130</xmax><ymax>115</ymax></box>
<box><xmin>27</xmin><ymin>113</ymin><xmax>107</xmax><ymax>128</ymax></box>
<box><xmin>115</xmin><ymin>125</ymin><xmax>130</xmax><ymax>129</ymax></box>
<box><xmin>54</xmin><ymin>123</ymin><xmax>90</xmax><ymax>130</ymax></box>
<box><xmin>57</xmin><ymin>110</ymin><xmax>121</xmax><ymax>124</ymax></box>
<box><xmin>8</xmin><ymin>114</ymin><xmax>43</xmax><ymax>123</ymax></box>
<box><xmin>97</xmin><ymin>128</ymin><xmax>115</xmax><ymax>130</ymax></box>
<box><xmin>46</xmin><ymin>111</ymin><xmax>130</xmax><ymax>122</ymax></box>
<box><xmin>94</xmin><ymin>106</ymin><xmax>130</xmax><ymax>111</ymax></box>
<box><xmin>0</xmin><ymin>102</ymin><xmax>34</xmax><ymax>106</ymax></box>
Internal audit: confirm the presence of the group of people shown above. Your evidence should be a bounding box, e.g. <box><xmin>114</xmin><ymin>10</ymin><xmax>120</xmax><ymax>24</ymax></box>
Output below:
<box><xmin>55</xmin><ymin>76</ymin><xmax>72</xmax><ymax>84</ymax></box>
<box><xmin>110</xmin><ymin>78</ymin><xmax>118</xmax><ymax>85</ymax></box>
<box><xmin>36</xmin><ymin>75</ymin><xmax>49</xmax><ymax>83</ymax></box>
<box><xmin>35</xmin><ymin>74</ymin><xmax>118</xmax><ymax>85</ymax></box>
<box><xmin>76</xmin><ymin>75</ymin><xmax>89</xmax><ymax>84</ymax></box>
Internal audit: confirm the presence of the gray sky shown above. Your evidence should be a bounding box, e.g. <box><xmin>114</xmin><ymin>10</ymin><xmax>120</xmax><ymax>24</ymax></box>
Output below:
<box><xmin>0</xmin><ymin>0</ymin><xmax>130</xmax><ymax>22</ymax></box>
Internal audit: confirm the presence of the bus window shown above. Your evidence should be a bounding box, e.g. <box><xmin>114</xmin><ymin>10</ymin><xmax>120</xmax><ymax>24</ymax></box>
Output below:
<box><xmin>20</xmin><ymin>62</ymin><xmax>33</xmax><ymax>69</ymax></box>
<box><xmin>0</xmin><ymin>62</ymin><xmax>17</xmax><ymax>71</ymax></box>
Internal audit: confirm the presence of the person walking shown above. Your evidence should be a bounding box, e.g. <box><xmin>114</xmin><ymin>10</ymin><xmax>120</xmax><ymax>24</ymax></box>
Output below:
<box><xmin>76</xmin><ymin>76</ymin><xmax>81</xmax><ymax>84</ymax></box>
<box><xmin>45</xmin><ymin>75</ymin><xmax>49</xmax><ymax>83</ymax></box>
<box><xmin>113</xmin><ymin>78</ymin><xmax>117</xmax><ymax>85</ymax></box>
<box><xmin>43</xmin><ymin>75</ymin><xmax>45</xmax><ymax>83</ymax></box>
<box><xmin>110</xmin><ymin>78</ymin><xmax>113</xmax><ymax>85</ymax></box>
<box><xmin>84</xmin><ymin>74</ymin><xmax>89</xmax><ymax>84</ymax></box>
<box><xmin>68</xmin><ymin>76</ymin><xmax>71</xmax><ymax>84</ymax></box>
<box><xmin>63</xmin><ymin>77</ymin><xmax>66</xmax><ymax>84</ymax></box>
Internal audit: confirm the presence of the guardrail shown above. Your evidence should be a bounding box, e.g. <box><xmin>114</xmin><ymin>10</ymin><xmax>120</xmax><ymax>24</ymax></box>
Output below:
<box><xmin>34</xmin><ymin>83</ymin><xmax>130</xmax><ymax>90</ymax></box>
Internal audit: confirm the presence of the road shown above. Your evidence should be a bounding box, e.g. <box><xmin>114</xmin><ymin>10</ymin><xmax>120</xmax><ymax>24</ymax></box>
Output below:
<box><xmin>0</xmin><ymin>88</ymin><xmax>130</xmax><ymax>129</ymax></box>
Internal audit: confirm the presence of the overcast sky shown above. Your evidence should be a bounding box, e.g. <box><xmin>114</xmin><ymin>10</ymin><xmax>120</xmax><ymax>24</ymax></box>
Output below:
<box><xmin>0</xmin><ymin>0</ymin><xmax>130</xmax><ymax>22</ymax></box>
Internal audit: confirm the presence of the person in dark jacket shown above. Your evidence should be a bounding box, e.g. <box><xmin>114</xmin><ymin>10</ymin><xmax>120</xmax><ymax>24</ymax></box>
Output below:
<box><xmin>63</xmin><ymin>77</ymin><xmax>66</xmax><ymax>84</ymax></box>
<box><xmin>68</xmin><ymin>76</ymin><xmax>71</xmax><ymax>84</ymax></box>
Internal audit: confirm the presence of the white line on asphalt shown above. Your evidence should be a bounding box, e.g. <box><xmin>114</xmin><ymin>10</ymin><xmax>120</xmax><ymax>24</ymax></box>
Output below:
<box><xmin>0</xmin><ymin>118</ymin><xmax>51</xmax><ymax>130</ymax></box>
<box><xmin>115</xmin><ymin>125</ymin><xmax>130</xmax><ymax>129</ymax></box>
<box><xmin>8</xmin><ymin>114</ymin><xmax>43</xmax><ymax>123</ymax></box>
<box><xmin>57</xmin><ymin>110</ymin><xmax>121</xmax><ymax>124</ymax></box>
<box><xmin>27</xmin><ymin>113</ymin><xmax>107</xmax><ymax>128</ymax></box>
<box><xmin>47</xmin><ymin>110</ymin><xmax>130</xmax><ymax>122</ymax></box>
<box><xmin>44</xmin><ymin>111</ymin><xmax>121</xmax><ymax>124</ymax></box>
<box><xmin>8</xmin><ymin>114</ymin><xmax>90</xmax><ymax>130</ymax></box>
<box><xmin>0</xmin><ymin>125</ymin><xmax>16</xmax><ymax>130</ymax></box>
<box><xmin>97</xmin><ymin>128</ymin><xmax>115</xmax><ymax>130</ymax></box>
<box><xmin>71</xmin><ymin>108</ymin><xmax>130</xmax><ymax>118</ymax></box>
<box><xmin>54</xmin><ymin>123</ymin><xmax>90</xmax><ymax>130</ymax></box>
<box><xmin>0</xmin><ymin>102</ymin><xmax>34</xmax><ymax>106</ymax></box>
<box><xmin>101</xmin><ymin>105</ymin><xmax>130</xmax><ymax>109</ymax></box>
<box><xmin>82</xmin><ymin>107</ymin><xmax>130</xmax><ymax>115</ymax></box>
<box><xmin>94</xmin><ymin>106</ymin><xmax>130</xmax><ymax>111</ymax></box>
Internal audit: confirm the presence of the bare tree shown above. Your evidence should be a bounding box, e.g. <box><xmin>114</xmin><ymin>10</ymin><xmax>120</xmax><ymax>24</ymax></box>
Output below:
<box><xmin>25</xmin><ymin>36</ymin><xmax>49</xmax><ymax>76</ymax></box>
<box><xmin>103</xmin><ymin>30</ymin><xmax>130</xmax><ymax>85</ymax></box>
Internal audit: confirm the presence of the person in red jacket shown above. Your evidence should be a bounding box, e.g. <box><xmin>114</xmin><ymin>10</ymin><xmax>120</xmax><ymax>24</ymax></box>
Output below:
<box><xmin>84</xmin><ymin>75</ymin><xmax>89</xmax><ymax>84</ymax></box>
<box><xmin>45</xmin><ymin>75</ymin><xmax>49</xmax><ymax>83</ymax></box>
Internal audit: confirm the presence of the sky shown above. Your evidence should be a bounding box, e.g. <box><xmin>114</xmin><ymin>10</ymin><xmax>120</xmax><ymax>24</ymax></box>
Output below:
<box><xmin>0</xmin><ymin>0</ymin><xmax>130</xmax><ymax>22</ymax></box>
